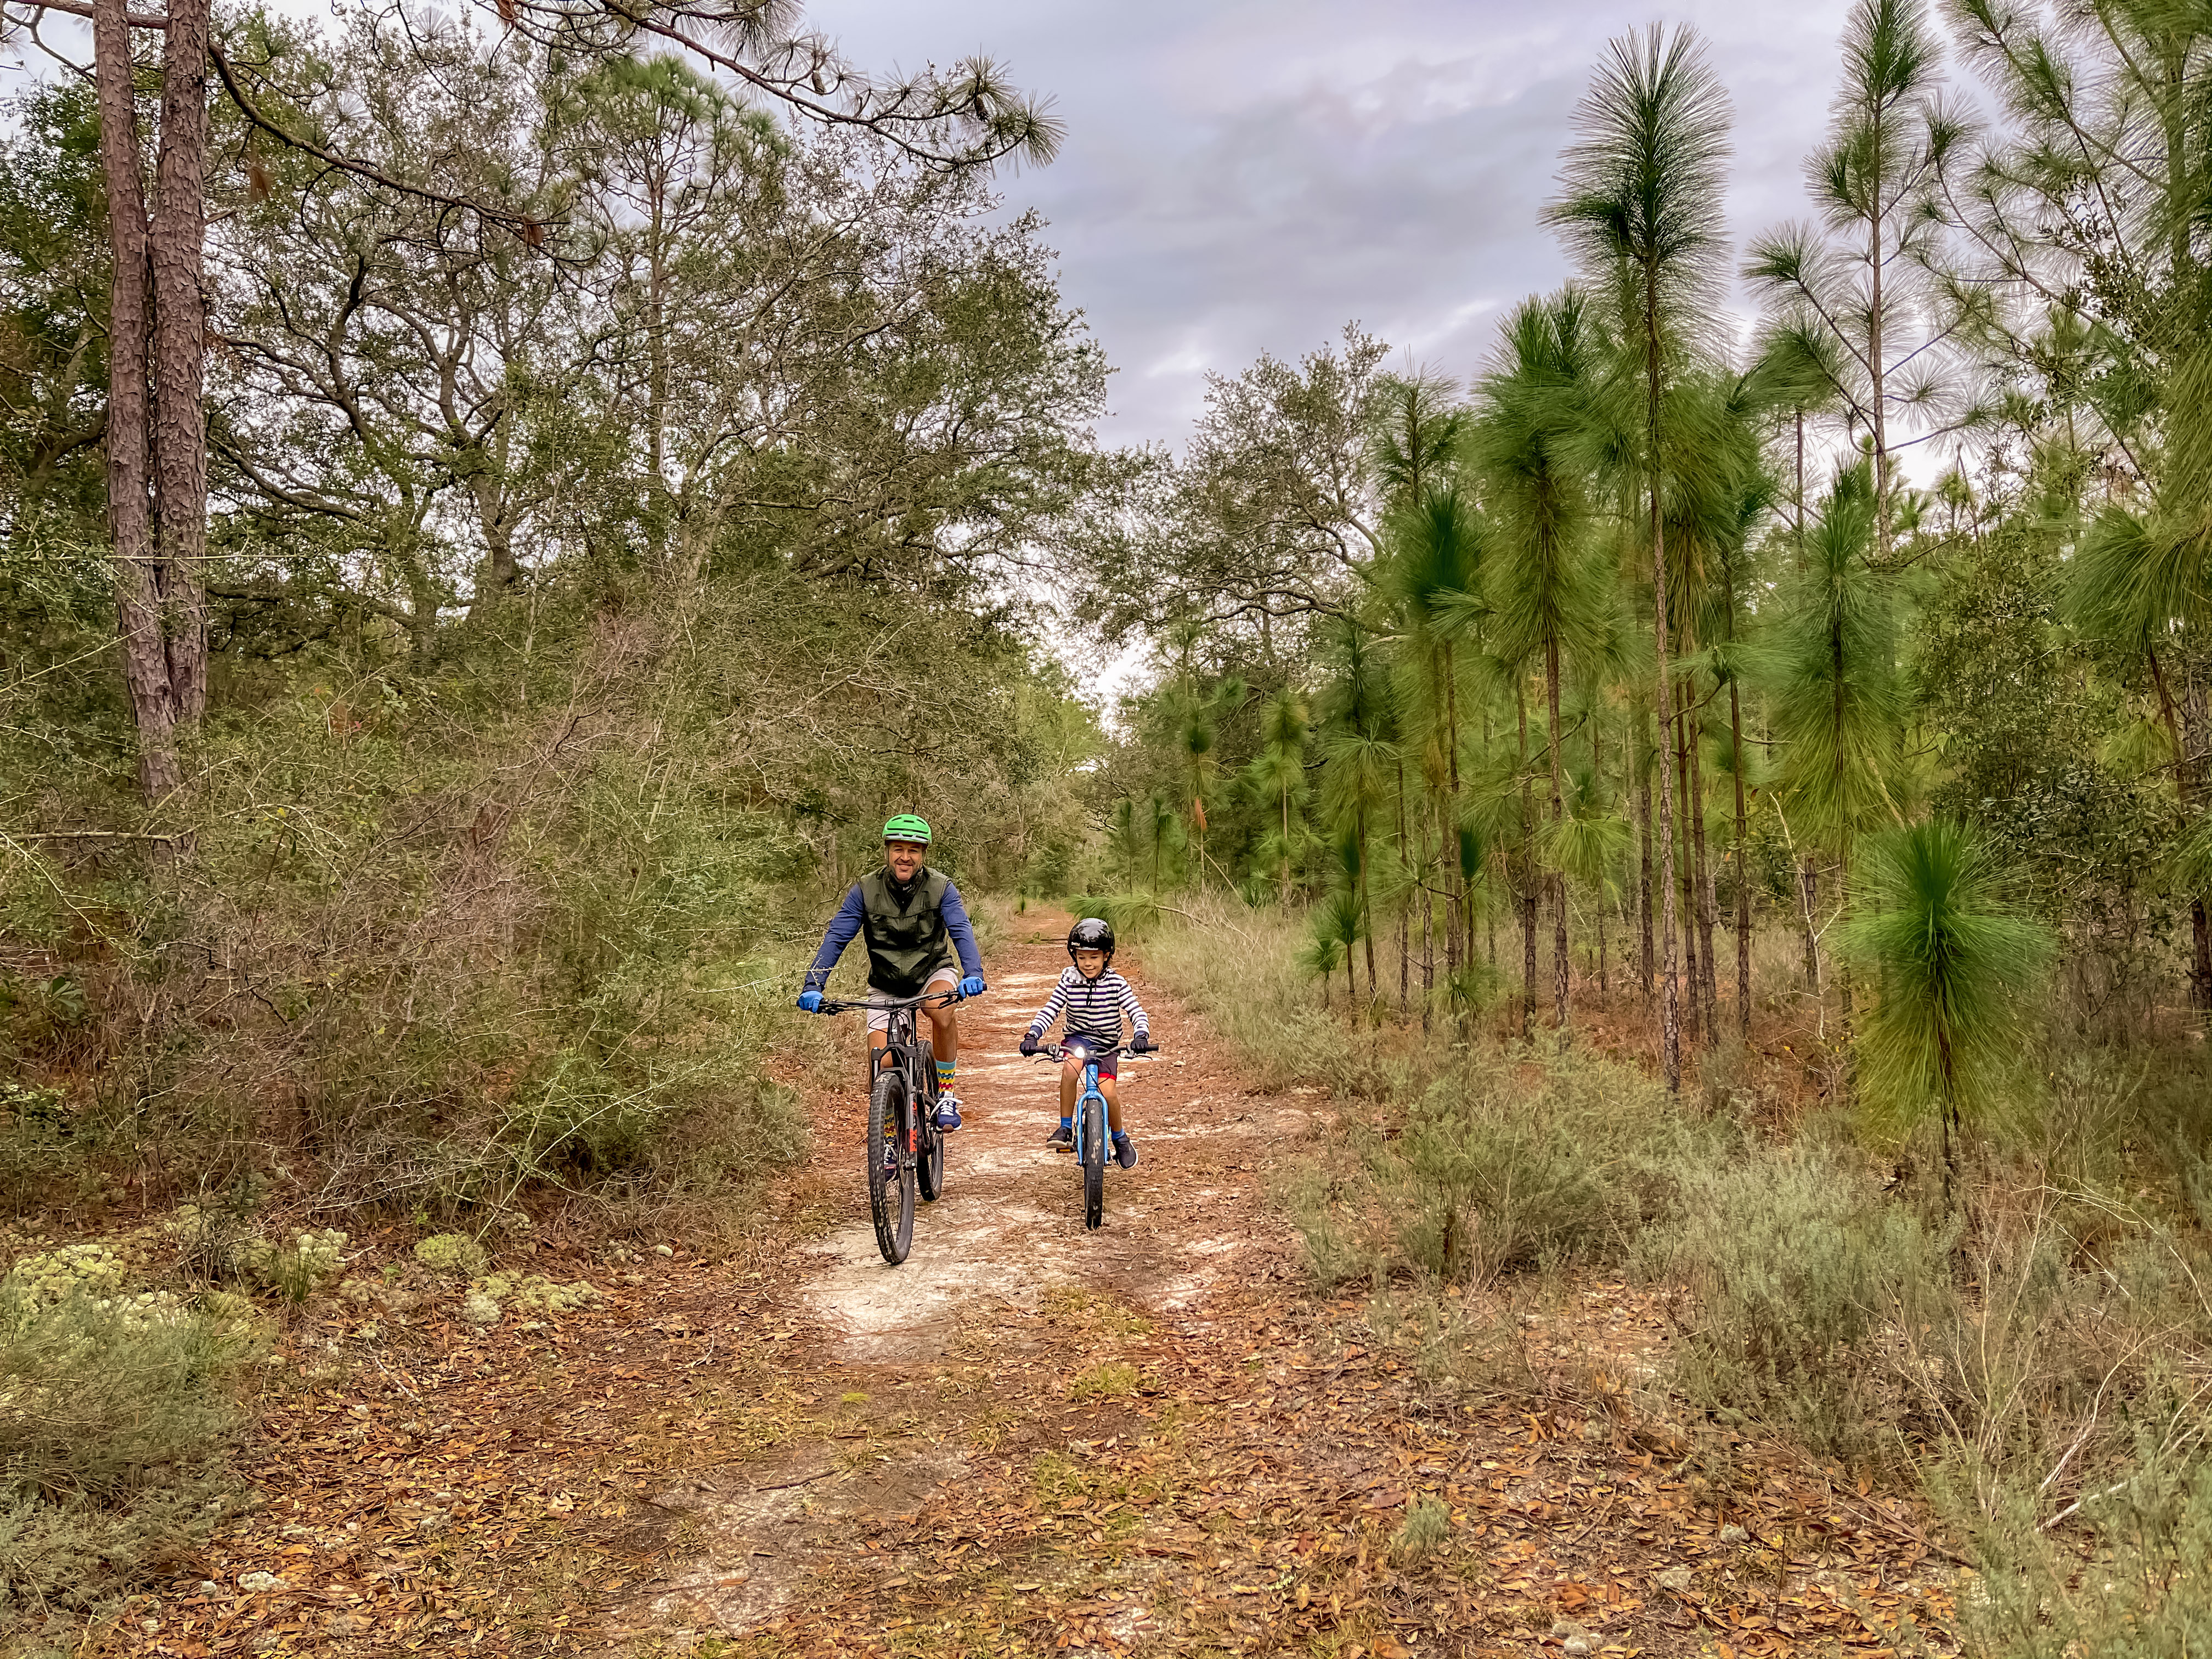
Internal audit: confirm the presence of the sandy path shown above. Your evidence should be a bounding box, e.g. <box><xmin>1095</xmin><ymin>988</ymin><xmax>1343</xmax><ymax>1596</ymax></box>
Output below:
<box><xmin>630</xmin><ymin>912</ymin><xmax>1310</xmax><ymax>1641</ymax></box>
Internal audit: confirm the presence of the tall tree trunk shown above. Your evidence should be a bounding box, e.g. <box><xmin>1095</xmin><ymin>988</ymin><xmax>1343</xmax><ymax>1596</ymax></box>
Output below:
<box><xmin>1638</xmin><ymin>712</ymin><xmax>1655</xmax><ymax>1004</ymax></box>
<box><xmin>1730</xmin><ymin>677</ymin><xmax>1752</xmax><ymax>1034</ymax></box>
<box><xmin>151</xmin><ymin>0</ymin><xmax>212</xmax><ymax>725</ymax></box>
<box><xmin>1645</xmin><ymin>271</ymin><xmax>1683</xmax><ymax>1088</ymax></box>
<box><xmin>1358</xmin><ymin>809</ymin><xmax>1377</xmax><ymax>1015</ymax></box>
<box><xmin>94</xmin><ymin>0</ymin><xmax>179</xmax><ymax>804</ymax></box>
<box><xmin>1517</xmin><ymin>674</ymin><xmax>1536</xmax><ymax>1036</ymax></box>
<box><xmin>1594</xmin><ymin>704</ymin><xmax>1609</xmax><ymax>1009</ymax></box>
<box><xmin>1720</xmin><ymin>550</ymin><xmax>1752</xmax><ymax>1035</ymax></box>
<box><xmin>1420</xmin><ymin>797</ymin><xmax>1435</xmax><ymax>1035</ymax></box>
<box><xmin>1686</xmin><ymin>681</ymin><xmax>1719</xmax><ymax>1040</ymax></box>
<box><xmin>1674</xmin><ymin>677</ymin><xmax>1701</xmax><ymax>1046</ymax></box>
<box><xmin>1801</xmin><ymin>862</ymin><xmax>1821</xmax><ymax>994</ymax></box>
<box><xmin>1396</xmin><ymin>760</ymin><xmax>1410</xmax><ymax>1015</ymax></box>
<box><xmin>1546</xmin><ymin>637</ymin><xmax>1568</xmax><ymax>1029</ymax></box>
<box><xmin>1442</xmin><ymin>642</ymin><xmax>1464</xmax><ymax>981</ymax></box>
<box><xmin>2151</xmin><ymin>649</ymin><xmax>2211</xmax><ymax>1020</ymax></box>
<box><xmin>1869</xmin><ymin>98</ymin><xmax>1891</xmax><ymax>565</ymax></box>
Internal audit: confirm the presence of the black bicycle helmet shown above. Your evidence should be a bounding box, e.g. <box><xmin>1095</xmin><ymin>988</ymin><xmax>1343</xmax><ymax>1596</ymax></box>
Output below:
<box><xmin>1068</xmin><ymin>917</ymin><xmax>1115</xmax><ymax>973</ymax></box>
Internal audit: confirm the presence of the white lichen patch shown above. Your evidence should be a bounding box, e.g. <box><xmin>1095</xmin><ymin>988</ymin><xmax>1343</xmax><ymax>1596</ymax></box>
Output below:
<box><xmin>414</xmin><ymin>1234</ymin><xmax>489</xmax><ymax>1277</ymax></box>
<box><xmin>475</xmin><ymin>1271</ymin><xmax>600</xmax><ymax>1314</ymax></box>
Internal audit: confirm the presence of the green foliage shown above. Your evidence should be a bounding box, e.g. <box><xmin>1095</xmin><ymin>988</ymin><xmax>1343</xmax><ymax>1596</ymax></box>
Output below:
<box><xmin>1389</xmin><ymin>1493</ymin><xmax>1452</xmax><ymax>1566</ymax></box>
<box><xmin>1291</xmin><ymin>1042</ymin><xmax>1701</xmax><ymax>1289</ymax></box>
<box><xmin>1641</xmin><ymin>1144</ymin><xmax>1939</xmax><ymax>1461</ymax></box>
<box><xmin>1843</xmin><ymin>820</ymin><xmax>2056</xmax><ymax>1161</ymax></box>
<box><xmin>1941</xmin><ymin>1439</ymin><xmax>2212</xmax><ymax>1659</ymax></box>
<box><xmin>0</xmin><ymin>1289</ymin><xmax>242</xmax><ymax>1613</ymax></box>
<box><xmin>1761</xmin><ymin>464</ymin><xmax>1905</xmax><ymax>864</ymax></box>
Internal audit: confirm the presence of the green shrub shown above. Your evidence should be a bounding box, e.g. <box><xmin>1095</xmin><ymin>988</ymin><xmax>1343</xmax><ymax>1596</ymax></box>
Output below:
<box><xmin>1640</xmin><ymin>1145</ymin><xmax>1945</xmax><ymax>1463</ymax></box>
<box><xmin>1934</xmin><ymin>1435</ymin><xmax>2212</xmax><ymax>1659</ymax></box>
<box><xmin>0</xmin><ymin>1288</ymin><xmax>242</xmax><ymax>1612</ymax></box>
<box><xmin>1291</xmin><ymin>1042</ymin><xmax>1701</xmax><ymax>1288</ymax></box>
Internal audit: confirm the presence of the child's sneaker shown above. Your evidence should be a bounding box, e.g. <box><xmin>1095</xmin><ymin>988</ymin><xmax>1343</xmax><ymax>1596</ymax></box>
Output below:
<box><xmin>1045</xmin><ymin>1119</ymin><xmax>1073</xmax><ymax>1153</ymax></box>
<box><xmin>934</xmin><ymin>1094</ymin><xmax>963</xmax><ymax>1132</ymax></box>
<box><xmin>1111</xmin><ymin>1131</ymin><xmax>1138</xmax><ymax>1170</ymax></box>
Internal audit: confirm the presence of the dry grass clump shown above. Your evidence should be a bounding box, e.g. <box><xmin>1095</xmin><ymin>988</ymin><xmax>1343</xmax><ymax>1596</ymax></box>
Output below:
<box><xmin>0</xmin><ymin>1259</ymin><xmax>245</xmax><ymax>1617</ymax></box>
<box><xmin>1286</xmin><ymin>1040</ymin><xmax>1714</xmax><ymax>1290</ymax></box>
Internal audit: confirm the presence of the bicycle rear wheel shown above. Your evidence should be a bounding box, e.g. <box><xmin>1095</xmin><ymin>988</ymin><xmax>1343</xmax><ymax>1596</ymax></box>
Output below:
<box><xmin>1081</xmin><ymin>1093</ymin><xmax>1106</xmax><ymax>1231</ymax></box>
<box><xmin>868</xmin><ymin>1070</ymin><xmax>916</xmax><ymax>1265</ymax></box>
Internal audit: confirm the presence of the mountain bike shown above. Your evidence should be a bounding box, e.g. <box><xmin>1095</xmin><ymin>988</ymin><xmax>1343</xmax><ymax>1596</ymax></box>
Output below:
<box><xmin>817</xmin><ymin>990</ymin><xmax>961</xmax><ymax>1265</ymax></box>
<box><xmin>1031</xmin><ymin>1035</ymin><xmax>1160</xmax><ymax>1231</ymax></box>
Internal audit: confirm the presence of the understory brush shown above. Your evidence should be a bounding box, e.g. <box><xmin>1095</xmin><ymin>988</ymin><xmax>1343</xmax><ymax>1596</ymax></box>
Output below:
<box><xmin>2</xmin><ymin>569</ymin><xmax>1081</xmax><ymax>1230</ymax></box>
<box><xmin>1153</xmin><ymin>903</ymin><xmax>2212</xmax><ymax>1657</ymax></box>
<box><xmin>1289</xmin><ymin>1041</ymin><xmax>1713</xmax><ymax>1288</ymax></box>
<box><xmin>1119</xmin><ymin>892</ymin><xmax>1396</xmax><ymax>1096</ymax></box>
<box><xmin>0</xmin><ymin>1278</ymin><xmax>245</xmax><ymax>1617</ymax></box>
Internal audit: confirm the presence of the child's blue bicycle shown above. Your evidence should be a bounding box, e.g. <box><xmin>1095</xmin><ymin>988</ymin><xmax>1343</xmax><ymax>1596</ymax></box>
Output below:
<box><xmin>1032</xmin><ymin>1036</ymin><xmax>1159</xmax><ymax>1230</ymax></box>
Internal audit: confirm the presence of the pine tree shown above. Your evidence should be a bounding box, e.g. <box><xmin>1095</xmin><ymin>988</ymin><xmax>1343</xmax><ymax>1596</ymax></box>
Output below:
<box><xmin>1548</xmin><ymin>22</ymin><xmax>1734</xmax><ymax>1090</ymax></box>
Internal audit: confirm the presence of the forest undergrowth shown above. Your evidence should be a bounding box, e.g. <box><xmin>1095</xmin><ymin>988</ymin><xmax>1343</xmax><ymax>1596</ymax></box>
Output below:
<box><xmin>1132</xmin><ymin>894</ymin><xmax>2212</xmax><ymax>1657</ymax></box>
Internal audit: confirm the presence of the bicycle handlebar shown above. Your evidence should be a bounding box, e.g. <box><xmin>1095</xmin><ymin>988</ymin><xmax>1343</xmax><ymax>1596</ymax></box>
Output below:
<box><xmin>1030</xmin><ymin>1040</ymin><xmax>1163</xmax><ymax>1062</ymax></box>
<box><xmin>816</xmin><ymin>989</ymin><xmax>966</xmax><ymax>1015</ymax></box>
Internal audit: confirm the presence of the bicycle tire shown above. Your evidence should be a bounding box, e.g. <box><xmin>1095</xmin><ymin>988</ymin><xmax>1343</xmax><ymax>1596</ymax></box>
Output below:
<box><xmin>917</xmin><ymin>1110</ymin><xmax>945</xmax><ymax>1203</ymax></box>
<box><xmin>1081</xmin><ymin>1092</ymin><xmax>1106</xmax><ymax>1231</ymax></box>
<box><xmin>912</xmin><ymin>1054</ymin><xmax>946</xmax><ymax>1203</ymax></box>
<box><xmin>868</xmin><ymin>1070</ymin><xmax>915</xmax><ymax>1265</ymax></box>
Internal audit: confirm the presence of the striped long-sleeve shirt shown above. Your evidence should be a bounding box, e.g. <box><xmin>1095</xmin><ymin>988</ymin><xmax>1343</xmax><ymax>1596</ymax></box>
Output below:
<box><xmin>1024</xmin><ymin>967</ymin><xmax>1149</xmax><ymax>1046</ymax></box>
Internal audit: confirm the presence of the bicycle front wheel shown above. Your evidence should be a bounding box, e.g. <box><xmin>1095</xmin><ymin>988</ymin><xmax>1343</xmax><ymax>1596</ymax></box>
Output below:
<box><xmin>917</xmin><ymin>1111</ymin><xmax>945</xmax><ymax>1203</ymax></box>
<box><xmin>1081</xmin><ymin>1093</ymin><xmax>1107</xmax><ymax>1231</ymax></box>
<box><xmin>868</xmin><ymin>1070</ymin><xmax>916</xmax><ymax>1265</ymax></box>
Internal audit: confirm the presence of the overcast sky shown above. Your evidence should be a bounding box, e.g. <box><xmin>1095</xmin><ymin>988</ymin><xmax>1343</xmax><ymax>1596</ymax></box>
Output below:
<box><xmin>811</xmin><ymin>0</ymin><xmax>1872</xmax><ymax>454</ymax></box>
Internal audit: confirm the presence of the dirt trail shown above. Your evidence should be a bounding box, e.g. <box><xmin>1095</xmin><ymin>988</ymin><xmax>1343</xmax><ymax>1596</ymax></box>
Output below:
<box><xmin>631</xmin><ymin>912</ymin><xmax>1313</xmax><ymax>1642</ymax></box>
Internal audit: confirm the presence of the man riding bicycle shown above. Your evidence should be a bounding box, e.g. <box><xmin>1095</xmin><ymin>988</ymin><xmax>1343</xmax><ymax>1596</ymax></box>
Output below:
<box><xmin>797</xmin><ymin>815</ymin><xmax>986</xmax><ymax>1130</ymax></box>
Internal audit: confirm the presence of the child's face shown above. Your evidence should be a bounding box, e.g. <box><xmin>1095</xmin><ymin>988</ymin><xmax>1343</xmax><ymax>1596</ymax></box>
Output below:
<box><xmin>1074</xmin><ymin>949</ymin><xmax>1108</xmax><ymax>980</ymax></box>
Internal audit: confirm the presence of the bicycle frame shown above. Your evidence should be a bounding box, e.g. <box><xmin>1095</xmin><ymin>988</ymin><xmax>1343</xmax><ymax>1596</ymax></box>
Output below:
<box><xmin>1034</xmin><ymin>1033</ymin><xmax>1159</xmax><ymax>1231</ymax></box>
<box><xmin>818</xmin><ymin>989</ymin><xmax>963</xmax><ymax>1262</ymax></box>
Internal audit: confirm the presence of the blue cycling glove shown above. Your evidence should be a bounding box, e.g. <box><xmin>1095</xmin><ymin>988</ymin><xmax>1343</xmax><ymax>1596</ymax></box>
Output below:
<box><xmin>958</xmin><ymin>975</ymin><xmax>986</xmax><ymax>998</ymax></box>
<box><xmin>797</xmin><ymin>990</ymin><xmax>823</xmax><ymax>1013</ymax></box>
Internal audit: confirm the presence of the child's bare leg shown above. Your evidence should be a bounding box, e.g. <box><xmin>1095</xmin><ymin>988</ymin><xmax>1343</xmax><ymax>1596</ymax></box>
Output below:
<box><xmin>1102</xmin><ymin>1075</ymin><xmax>1122</xmax><ymax>1133</ymax></box>
<box><xmin>1059</xmin><ymin>1059</ymin><xmax>1080</xmax><ymax>1119</ymax></box>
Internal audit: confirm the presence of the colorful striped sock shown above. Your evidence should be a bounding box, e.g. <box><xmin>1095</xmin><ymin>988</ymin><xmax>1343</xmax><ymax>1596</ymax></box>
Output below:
<box><xmin>935</xmin><ymin>1059</ymin><xmax>956</xmax><ymax>1093</ymax></box>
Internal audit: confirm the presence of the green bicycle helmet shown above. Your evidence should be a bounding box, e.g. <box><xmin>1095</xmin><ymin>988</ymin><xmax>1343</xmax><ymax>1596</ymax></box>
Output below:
<box><xmin>882</xmin><ymin>813</ymin><xmax>932</xmax><ymax>846</ymax></box>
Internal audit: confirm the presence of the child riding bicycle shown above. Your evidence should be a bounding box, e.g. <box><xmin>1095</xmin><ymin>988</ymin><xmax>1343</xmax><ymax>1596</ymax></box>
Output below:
<box><xmin>1018</xmin><ymin>917</ymin><xmax>1153</xmax><ymax>1169</ymax></box>
<box><xmin>798</xmin><ymin>815</ymin><xmax>986</xmax><ymax>1130</ymax></box>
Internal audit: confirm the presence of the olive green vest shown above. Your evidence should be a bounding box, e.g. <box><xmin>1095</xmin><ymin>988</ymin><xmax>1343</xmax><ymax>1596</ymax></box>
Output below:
<box><xmin>858</xmin><ymin>867</ymin><xmax>953</xmax><ymax>996</ymax></box>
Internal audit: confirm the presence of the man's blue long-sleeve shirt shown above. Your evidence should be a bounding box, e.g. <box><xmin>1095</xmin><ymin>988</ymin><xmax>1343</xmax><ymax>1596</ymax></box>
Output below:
<box><xmin>802</xmin><ymin>878</ymin><xmax>984</xmax><ymax>993</ymax></box>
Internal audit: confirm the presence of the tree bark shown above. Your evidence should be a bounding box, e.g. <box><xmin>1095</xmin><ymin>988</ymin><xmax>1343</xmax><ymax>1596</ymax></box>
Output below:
<box><xmin>1517</xmin><ymin>674</ymin><xmax>1536</xmax><ymax>1036</ymax></box>
<box><xmin>1643</xmin><ymin>261</ymin><xmax>1684</xmax><ymax>1089</ymax></box>
<box><xmin>1675</xmin><ymin>676</ymin><xmax>1701</xmax><ymax>1046</ymax></box>
<box><xmin>1546</xmin><ymin>636</ymin><xmax>1569</xmax><ymax>1030</ymax></box>
<box><xmin>1686</xmin><ymin>679</ymin><xmax>1719</xmax><ymax>1040</ymax></box>
<box><xmin>150</xmin><ymin>0</ymin><xmax>212</xmax><ymax>725</ymax></box>
<box><xmin>1801</xmin><ymin>861</ymin><xmax>1821</xmax><ymax>994</ymax></box>
<box><xmin>1395</xmin><ymin>759</ymin><xmax>1410</xmax><ymax>1015</ymax></box>
<box><xmin>1638</xmin><ymin>713</ymin><xmax>1655</xmax><ymax>1005</ymax></box>
<box><xmin>94</xmin><ymin>0</ymin><xmax>180</xmax><ymax>803</ymax></box>
<box><xmin>1730</xmin><ymin>676</ymin><xmax>1752</xmax><ymax>1034</ymax></box>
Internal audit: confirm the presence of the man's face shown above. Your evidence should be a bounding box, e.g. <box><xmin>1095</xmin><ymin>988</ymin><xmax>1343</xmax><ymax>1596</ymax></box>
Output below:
<box><xmin>1073</xmin><ymin>949</ymin><xmax>1108</xmax><ymax>980</ymax></box>
<box><xmin>885</xmin><ymin>839</ymin><xmax>926</xmax><ymax>881</ymax></box>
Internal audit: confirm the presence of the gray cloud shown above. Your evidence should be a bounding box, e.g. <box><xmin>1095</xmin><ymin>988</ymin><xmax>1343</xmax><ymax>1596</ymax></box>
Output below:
<box><xmin>812</xmin><ymin>0</ymin><xmax>1870</xmax><ymax>449</ymax></box>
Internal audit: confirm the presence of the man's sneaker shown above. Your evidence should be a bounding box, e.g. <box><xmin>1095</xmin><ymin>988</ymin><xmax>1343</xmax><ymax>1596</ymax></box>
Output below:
<box><xmin>1045</xmin><ymin>1120</ymin><xmax>1073</xmax><ymax>1153</ymax></box>
<box><xmin>934</xmin><ymin>1094</ymin><xmax>963</xmax><ymax>1132</ymax></box>
<box><xmin>1112</xmin><ymin>1131</ymin><xmax>1138</xmax><ymax>1171</ymax></box>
